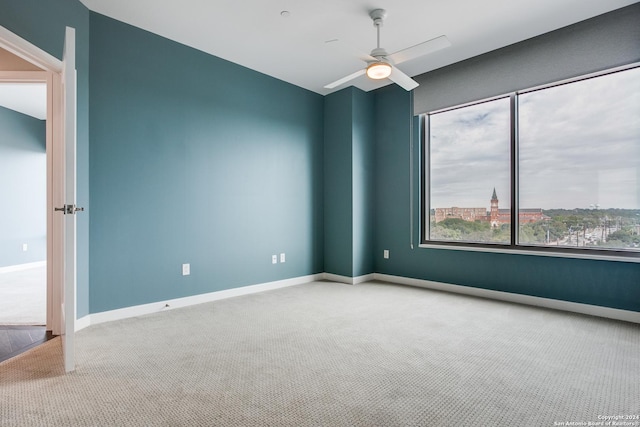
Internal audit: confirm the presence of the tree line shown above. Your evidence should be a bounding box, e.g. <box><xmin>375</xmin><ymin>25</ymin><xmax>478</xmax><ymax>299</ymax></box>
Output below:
<box><xmin>430</xmin><ymin>208</ymin><xmax>640</xmax><ymax>248</ymax></box>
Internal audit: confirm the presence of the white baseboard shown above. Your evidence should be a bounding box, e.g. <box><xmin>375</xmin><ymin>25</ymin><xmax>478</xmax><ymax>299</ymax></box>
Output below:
<box><xmin>75</xmin><ymin>315</ymin><xmax>91</xmax><ymax>332</ymax></box>
<box><xmin>323</xmin><ymin>273</ymin><xmax>375</xmax><ymax>285</ymax></box>
<box><xmin>374</xmin><ymin>273</ymin><xmax>640</xmax><ymax>324</ymax></box>
<box><xmin>0</xmin><ymin>260</ymin><xmax>46</xmax><ymax>274</ymax></box>
<box><xmin>83</xmin><ymin>273</ymin><xmax>324</xmax><ymax>328</ymax></box>
<box><xmin>73</xmin><ymin>271</ymin><xmax>638</xmax><ymax>331</ymax></box>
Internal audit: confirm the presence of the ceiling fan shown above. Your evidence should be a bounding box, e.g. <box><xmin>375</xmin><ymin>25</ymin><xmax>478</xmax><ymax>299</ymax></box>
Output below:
<box><xmin>325</xmin><ymin>9</ymin><xmax>451</xmax><ymax>91</ymax></box>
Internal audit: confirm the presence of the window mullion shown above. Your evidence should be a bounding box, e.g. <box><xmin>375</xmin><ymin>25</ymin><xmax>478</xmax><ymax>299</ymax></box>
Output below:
<box><xmin>510</xmin><ymin>94</ymin><xmax>518</xmax><ymax>248</ymax></box>
<box><xmin>421</xmin><ymin>115</ymin><xmax>429</xmax><ymax>244</ymax></box>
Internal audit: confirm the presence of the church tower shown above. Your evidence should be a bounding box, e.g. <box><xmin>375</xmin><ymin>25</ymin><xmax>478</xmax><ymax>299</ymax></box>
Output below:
<box><xmin>490</xmin><ymin>188</ymin><xmax>499</xmax><ymax>227</ymax></box>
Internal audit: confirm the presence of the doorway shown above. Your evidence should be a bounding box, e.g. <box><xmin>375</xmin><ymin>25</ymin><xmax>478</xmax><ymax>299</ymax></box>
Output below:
<box><xmin>0</xmin><ymin>48</ymin><xmax>52</xmax><ymax>362</ymax></box>
<box><xmin>0</xmin><ymin>24</ymin><xmax>78</xmax><ymax>372</ymax></box>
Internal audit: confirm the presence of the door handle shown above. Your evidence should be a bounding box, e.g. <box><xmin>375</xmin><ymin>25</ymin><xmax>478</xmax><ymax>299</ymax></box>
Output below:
<box><xmin>54</xmin><ymin>204</ymin><xmax>85</xmax><ymax>215</ymax></box>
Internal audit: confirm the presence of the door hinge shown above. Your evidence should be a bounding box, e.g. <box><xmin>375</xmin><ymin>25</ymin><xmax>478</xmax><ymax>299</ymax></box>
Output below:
<box><xmin>54</xmin><ymin>204</ymin><xmax>85</xmax><ymax>215</ymax></box>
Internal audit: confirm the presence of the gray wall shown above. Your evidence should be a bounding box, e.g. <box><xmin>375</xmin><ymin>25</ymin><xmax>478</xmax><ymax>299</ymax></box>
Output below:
<box><xmin>0</xmin><ymin>106</ymin><xmax>46</xmax><ymax>267</ymax></box>
<box><xmin>414</xmin><ymin>3</ymin><xmax>640</xmax><ymax>114</ymax></box>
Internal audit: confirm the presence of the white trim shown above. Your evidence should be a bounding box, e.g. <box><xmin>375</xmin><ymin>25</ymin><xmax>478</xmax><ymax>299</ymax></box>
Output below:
<box><xmin>75</xmin><ymin>315</ymin><xmax>90</xmax><ymax>332</ymax></box>
<box><xmin>51</xmin><ymin>69</ymin><xmax>63</xmax><ymax>336</ymax></box>
<box><xmin>0</xmin><ymin>261</ymin><xmax>46</xmax><ymax>274</ymax></box>
<box><xmin>322</xmin><ymin>273</ymin><xmax>375</xmax><ymax>285</ymax></box>
<box><xmin>46</xmin><ymin>70</ymin><xmax>55</xmax><ymax>331</ymax></box>
<box><xmin>61</xmin><ymin>25</ymin><xmax>77</xmax><ymax>373</ymax></box>
<box><xmin>0</xmin><ymin>70</ymin><xmax>49</xmax><ymax>82</ymax></box>
<box><xmin>74</xmin><ymin>271</ymin><xmax>638</xmax><ymax>331</ymax></box>
<box><xmin>0</xmin><ymin>25</ymin><xmax>62</xmax><ymax>72</ymax></box>
<box><xmin>374</xmin><ymin>273</ymin><xmax>640</xmax><ymax>324</ymax></box>
<box><xmin>353</xmin><ymin>274</ymin><xmax>375</xmax><ymax>284</ymax></box>
<box><xmin>84</xmin><ymin>274</ymin><xmax>324</xmax><ymax>327</ymax></box>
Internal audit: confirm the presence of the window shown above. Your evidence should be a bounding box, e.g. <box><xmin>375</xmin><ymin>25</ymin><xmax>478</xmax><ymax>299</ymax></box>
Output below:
<box><xmin>427</xmin><ymin>97</ymin><xmax>511</xmax><ymax>244</ymax></box>
<box><xmin>422</xmin><ymin>65</ymin><xmax>640</xmax><ymax>257</ymax></box>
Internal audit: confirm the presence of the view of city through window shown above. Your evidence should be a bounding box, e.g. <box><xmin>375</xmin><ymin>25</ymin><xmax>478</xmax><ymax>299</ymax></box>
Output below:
<box><xmin>426</xmin><ymin>67</ymin><xmax>640</xmax><ymax>252</ymax></box>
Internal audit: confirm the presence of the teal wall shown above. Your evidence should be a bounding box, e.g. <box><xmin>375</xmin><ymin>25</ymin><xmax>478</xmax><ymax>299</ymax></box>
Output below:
<box><xmin>0</xmin><ymin>0</ymin><xmax>90</xmax><ymax>317</ymax></box>
<box><xmin>323</xmin><ymin>87</ymin><xmax>375</xmax><ymax>278</ymax></box>
<box><xmin>324</xmin><ymin>89</ymin><xmax>353</xmax><ymax>277</ymax></box>
<box><xmin>374</xmin><ymin>84</ymin><xmax>640</xmax><ymax>312</ymax></box>
<box><xmin>0</xmin><ymin>106</ymin><xmax>46</xmax><ymax>267</ymax></box>
<box><xmin>88</xmin><ymin>14</ymin><xmax>324</xmax><ymax>313</ymax></box>
<box><xmin>351</xmin><ymin>89</ymin><xmax>375</xmax><ymax>277</ymax></box>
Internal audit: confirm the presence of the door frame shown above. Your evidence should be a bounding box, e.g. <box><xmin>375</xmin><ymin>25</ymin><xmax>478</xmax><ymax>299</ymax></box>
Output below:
<box><xmin>0</xmin><ymin>26</ymin><xmax>67</xmax><ymax>337</ymax></box>
<box><xmin>0</xmin><ymin>70</ymin><xmax>53</xmax><ymax>329</ymax></box>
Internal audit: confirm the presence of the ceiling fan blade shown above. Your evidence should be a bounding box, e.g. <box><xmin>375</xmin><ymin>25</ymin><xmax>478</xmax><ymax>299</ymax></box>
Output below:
<box><xmin>324</xmin><ymin>39</ymin><xmax>376</xmax><ymax>62</ymax></box>
<box><xmin>324</xmin><ymin>69</ymin><xmax>366</xmax><ymax>89</ymax></box>
<box><xmin>389</xmin><ymin>67</ymin><xmax>419</xmax><ymax>91</ymax></box>
<box><xmin>388</xmin><ymin>35</ymin><xmax>451</xmax><ymax>65</ymax></box>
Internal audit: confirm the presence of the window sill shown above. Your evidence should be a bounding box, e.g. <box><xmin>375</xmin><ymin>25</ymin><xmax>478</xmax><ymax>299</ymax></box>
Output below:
<box><xmin>418</xmin><ymin>242</ymin><xmax>640</xmax><ymax>263</ymax></box>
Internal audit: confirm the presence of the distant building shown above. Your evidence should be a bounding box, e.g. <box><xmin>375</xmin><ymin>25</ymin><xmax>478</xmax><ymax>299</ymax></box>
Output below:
<box><xmin>434</xmin><ymin>207</ymin><xmax>487</xmax><ymax>223</ymax></box>
<box><xmin>435</xmin><ymin>188</ymin><xmax>547</xmax><ymax>227</ymax></box>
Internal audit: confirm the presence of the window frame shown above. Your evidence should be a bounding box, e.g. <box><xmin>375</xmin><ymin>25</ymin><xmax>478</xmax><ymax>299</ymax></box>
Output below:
<box><xmin>419</xmin><ymin>63</ymin><xmax>640</xmax><ymax>263</ymax></box>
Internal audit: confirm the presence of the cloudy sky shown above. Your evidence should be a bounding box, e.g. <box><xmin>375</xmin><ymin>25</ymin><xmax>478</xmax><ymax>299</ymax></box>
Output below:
<box><xmin>428</xmin><ymin>67</ymin><xmax>640</xmax><ymax>210</ymax></box>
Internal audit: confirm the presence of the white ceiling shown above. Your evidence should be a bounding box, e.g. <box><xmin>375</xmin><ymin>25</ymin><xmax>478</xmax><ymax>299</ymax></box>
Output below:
<box><xmin>0</xmin><ymin>0</ymin><xmax>636</xmax><ymax>118</ymax></box>
<box><xmin>79</xmin><ymin>0</ymin><xmax>637</xmax><ymax>95</ymax></box>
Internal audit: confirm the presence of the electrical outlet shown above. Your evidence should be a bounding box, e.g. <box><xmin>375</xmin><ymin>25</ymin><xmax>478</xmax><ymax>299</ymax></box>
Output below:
<box><xmin>272</xmin><ymin>255</ymin><xmax>278</xmax><ymax>264</ymax></box>
<box><xmin>383</xmin><ymin>250</ymin><xmax>390</xmax><ymax>259</ymax></box>
<box><xmin>280</xmin><ymin>253</ymin><xmax>286</xmax><ymax>263</ymax></box>
<box><xmin>182</xmin><ymin>263</ymin><xmax>190</xmax><ymax>276</ymax></box>
<box><xmin>22</xmin><ymin>243</ymin><xmax>28</xmax><ymax>252</ymax></box>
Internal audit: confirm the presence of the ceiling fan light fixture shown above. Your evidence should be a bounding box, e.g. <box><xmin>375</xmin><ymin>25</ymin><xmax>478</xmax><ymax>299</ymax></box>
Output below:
<box><xmin>366</xmin><ymin>62</ymin><xmax>392</xmax><ymax>79</ymax></box>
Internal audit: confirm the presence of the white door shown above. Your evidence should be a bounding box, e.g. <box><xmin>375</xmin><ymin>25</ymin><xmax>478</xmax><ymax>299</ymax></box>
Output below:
<box><xmin>60</xmin><ymin>26</ymin><xmax>77</xmax><ymax>373</ymax></box>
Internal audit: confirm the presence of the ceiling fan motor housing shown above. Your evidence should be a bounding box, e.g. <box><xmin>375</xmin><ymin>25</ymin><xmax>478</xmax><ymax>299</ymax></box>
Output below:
<box><xmin>370</xmin><ymin>47</ymin><xmax>389</xmax><ymax>60</ymax></box>
<box><xmin>370</xmin><ymin>9</ymin><xmax>387</xmax><ymax>26</ymax></box>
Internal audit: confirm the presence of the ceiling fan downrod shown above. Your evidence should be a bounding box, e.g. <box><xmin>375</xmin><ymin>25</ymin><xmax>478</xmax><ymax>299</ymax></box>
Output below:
<box><xmin>366</xmin><ymin>9</ymin><xmax>392</xmax><ymax>79</ymax></box>
<box><xmin>369</xmin><ymin>9</ymin><xmax>388</xmax><ymax>59</ymax></box>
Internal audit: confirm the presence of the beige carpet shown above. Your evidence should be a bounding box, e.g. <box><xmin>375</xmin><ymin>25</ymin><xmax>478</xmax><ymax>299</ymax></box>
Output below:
<box><xmin>0</xmin><ymin>265</ymin><xmax>46</xmax><ymax>325</ymax></box>
<box><xmin>1</xmin><ymin>280</ymin><xmax>638</xmax><ymax>426</ymax></box>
